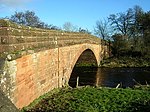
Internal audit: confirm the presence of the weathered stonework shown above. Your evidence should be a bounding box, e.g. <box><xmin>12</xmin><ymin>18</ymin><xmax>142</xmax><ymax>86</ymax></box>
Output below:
<box><xmin>0</xmin><ymin>20</ymin><xmax>109</xmax><ymax>109</ymax></box>
<box><xmin>0</xmin><ymin>59</ymin><xmax>17</xmax><ymax>101</ymax></box>
<box><xmin>0</xmin><ymin>19</ymin><xmax>101</xmax><ymax>60</ymax></box>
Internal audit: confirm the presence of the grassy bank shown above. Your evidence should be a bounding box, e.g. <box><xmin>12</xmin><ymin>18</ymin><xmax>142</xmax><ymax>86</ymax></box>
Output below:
<box><xmin>100</xmin><ymin>57</ymin><xmax>150</xmax><ymax>67</ymax></box>
<box><xmin>21</xmin><ymin>86</ymin><xmax>150</xmax><ymax>112</ymax></box>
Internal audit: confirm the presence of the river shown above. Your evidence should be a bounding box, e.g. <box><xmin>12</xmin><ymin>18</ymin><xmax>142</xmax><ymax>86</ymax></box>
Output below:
<box><xmin>69</xmin><ymin>67</ymin><xmax>150</xmax><ymax>88</ymax></box>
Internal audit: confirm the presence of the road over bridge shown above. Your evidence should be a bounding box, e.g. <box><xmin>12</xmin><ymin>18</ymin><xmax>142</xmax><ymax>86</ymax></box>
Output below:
<box><xmin>0</xmin><ymin>20</ymin><xmax>109</xmax><ymax>108</ymax></box>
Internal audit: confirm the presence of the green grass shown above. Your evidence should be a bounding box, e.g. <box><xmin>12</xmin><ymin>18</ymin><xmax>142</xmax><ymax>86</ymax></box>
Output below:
<box><xmin>21</xmin><ymin>86</ymin><xmax>150</xmax><ymax>112</ymax></box>
<box><xmin>100</xmin><ymin>57</ymin><xmax>150</xmax><ymax>67</ymax></box>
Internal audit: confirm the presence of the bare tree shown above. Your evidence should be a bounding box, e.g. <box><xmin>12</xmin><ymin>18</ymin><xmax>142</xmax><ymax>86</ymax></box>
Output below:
<box><xmin>10</xmin><ymin>11</ymin><xmax>40</xmax><ymax>27</ymax></box>
<box><xmin>108</xmin><ymin>8</ymin><xmax>135</xmax><ymax>39</ymax></box>
<box><xmin>10</xmin><ymin>11</ymin><xmax>26</xmax><ymax>25</ymax></box>
<box><xmin>63</xmin><ymin>22</ymin><xmax>78</xmax><ymax>32</ymax></box>
<box><xmin>9</xmin><ymin>10</ymin><xmax>59</xmax><ymax>30</ymax></box>
<box><xmin>79</xmin><ymin>27</ymin><xmax>91</xmax><ymax>34</ymax></box>
<box><xmin>94</xmin><ymin>19</ymin><xmax>111</xmax><ymax>40</ymax></box>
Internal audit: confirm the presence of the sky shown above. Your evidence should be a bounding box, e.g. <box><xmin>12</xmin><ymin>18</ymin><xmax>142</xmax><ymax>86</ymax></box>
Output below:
<box><xmin>0</xmin><ymin>0</ymin><xmax>150</xmax><ymax>32</ymax></box>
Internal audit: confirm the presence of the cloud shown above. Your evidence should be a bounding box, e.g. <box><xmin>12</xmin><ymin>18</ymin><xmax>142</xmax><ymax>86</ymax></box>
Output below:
<box><xmin>0</xmin><ymin>0</ymin><xmax>32</xmax><ymax>7</ymax></box>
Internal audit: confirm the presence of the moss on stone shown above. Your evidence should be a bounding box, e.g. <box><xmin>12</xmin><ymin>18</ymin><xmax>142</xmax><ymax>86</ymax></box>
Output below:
<box><xmin>0</xmin><ymin>19</ymin><xmax>102</xmax><ymax>60</ymax></box>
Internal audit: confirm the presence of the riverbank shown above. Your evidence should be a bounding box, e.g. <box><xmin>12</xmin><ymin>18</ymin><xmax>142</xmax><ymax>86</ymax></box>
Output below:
<box><xmin>100</xmin><ymin>57</ymin><xmax>150</xmax><ymax>68</ymax></box>
<box><xmin>21</xmin><ymin>86</ymin><xmax>150</xmax><ymax>112</ymax></box>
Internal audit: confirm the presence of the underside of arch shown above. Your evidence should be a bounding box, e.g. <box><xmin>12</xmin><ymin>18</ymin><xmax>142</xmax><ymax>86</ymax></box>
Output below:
<box><xmin>75</xmin><ymin>49</ymin><xmax>98</xmax><ymax>67</ymax></box>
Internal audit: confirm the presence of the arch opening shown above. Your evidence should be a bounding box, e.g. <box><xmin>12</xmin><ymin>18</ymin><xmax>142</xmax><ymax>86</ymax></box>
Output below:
<box><xmin>69</xmin><ymin>49</ymin><xmax>98</xmax><ymax>87</ymax></box>
<box><xmin>74</xmin><ymin>49</ymin><xmax>98</xmax><ymax>67</ymax></box>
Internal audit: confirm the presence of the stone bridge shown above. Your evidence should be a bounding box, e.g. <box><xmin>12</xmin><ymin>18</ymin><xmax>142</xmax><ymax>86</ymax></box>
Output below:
<box><xmin>0</xmin><ymin>20</ymin><xmax>108</xmax><ymax>108</ymax></box>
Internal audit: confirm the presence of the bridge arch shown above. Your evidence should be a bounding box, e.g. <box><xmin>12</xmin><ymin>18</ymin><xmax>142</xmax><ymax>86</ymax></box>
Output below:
<box><xmin>68</xmin><ymin>48</ymin><xmax>98</xmax><ymax>87</ymax></box>
<box><xmin>63</xmin><ymin>44</ymin><xmax>101</xmax><ymax>85</ymax></box>
<box><xmin>70</xmin><ymin>45</ymin><xmax>100</xmax><ymax>71</ymax></box>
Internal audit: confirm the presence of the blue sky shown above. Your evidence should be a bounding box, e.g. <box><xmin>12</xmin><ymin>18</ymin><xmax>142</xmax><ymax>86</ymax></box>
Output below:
<box><xmin>0</xmin><ymin>0</ymin><xmax>150</xmax><ymax>32</ymax></box>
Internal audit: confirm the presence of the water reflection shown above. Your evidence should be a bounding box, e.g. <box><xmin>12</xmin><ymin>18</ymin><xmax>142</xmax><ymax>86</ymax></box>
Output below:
<box><xmin>69</xmin><ymin>67</ymin><xmax>150</xmax><ymax>88</ymax></box>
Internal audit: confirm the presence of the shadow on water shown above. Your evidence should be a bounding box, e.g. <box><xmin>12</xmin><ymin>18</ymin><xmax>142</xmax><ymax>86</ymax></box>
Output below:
<box><xmin>69</xmin><ymin>67</ymin><xmax>150</xmax><ymax>88</ymax></box>
<box><xmin>69</xmin><ymin>67</ymin><xmax>98</xmax><ymax>87</ymax></box>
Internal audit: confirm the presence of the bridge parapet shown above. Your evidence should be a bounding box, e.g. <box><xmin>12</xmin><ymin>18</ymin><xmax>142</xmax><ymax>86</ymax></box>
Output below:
<box><xmin>0</xmin><ymin>19</ymin><xmax>101</xmax><ymax>60</ymax></box>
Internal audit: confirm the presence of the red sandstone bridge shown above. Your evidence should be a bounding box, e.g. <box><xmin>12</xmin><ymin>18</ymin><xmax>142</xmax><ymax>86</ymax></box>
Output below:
<box><xmin>0</xmin><ymin>19</ymin><xmax>108</xmax><ymax>108</ymax></box>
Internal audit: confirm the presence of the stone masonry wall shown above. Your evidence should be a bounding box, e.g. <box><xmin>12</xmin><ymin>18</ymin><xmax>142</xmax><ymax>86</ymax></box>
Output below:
<box><xmin>0</xmin><ymin>20</ymin><xmax>107</xmax><ymax>109</ymax></box>
<box><xmin>12</xmin><ymin>43</ymin><xmax>101</xmax><ymax>108</ymax></box>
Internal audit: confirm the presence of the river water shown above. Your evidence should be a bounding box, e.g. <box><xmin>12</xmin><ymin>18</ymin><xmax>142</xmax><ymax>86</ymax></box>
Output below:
<box><xmin>69</xmin><ymin>67</ymin><xmax>150</xmax><ymax>88</ymax></box>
